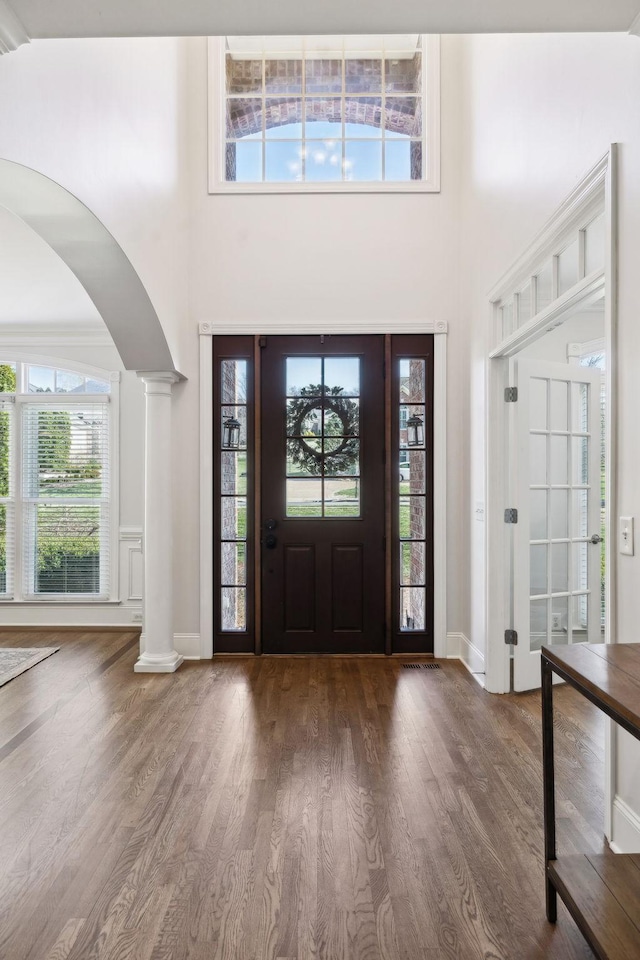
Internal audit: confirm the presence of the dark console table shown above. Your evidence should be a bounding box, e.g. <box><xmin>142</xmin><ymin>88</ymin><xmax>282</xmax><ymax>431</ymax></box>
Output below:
<box><xmin>541</xmin><ymin>642</ymin><xmax>640</xmax><ymax>960</ymax></box>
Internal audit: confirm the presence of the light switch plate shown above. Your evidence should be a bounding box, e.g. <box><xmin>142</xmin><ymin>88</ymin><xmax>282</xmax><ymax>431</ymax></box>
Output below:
<box><xmin>619</xmin><ymin>516</ymin><xmax>634</xmax><ymax>556</ymax></box>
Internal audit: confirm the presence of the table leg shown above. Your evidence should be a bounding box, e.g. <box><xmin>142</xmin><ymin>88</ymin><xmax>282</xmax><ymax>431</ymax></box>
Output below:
<box><xmin>542</xmin><ymin>655</ymin><xmax>557</xmax><ymax>922</ymax></box>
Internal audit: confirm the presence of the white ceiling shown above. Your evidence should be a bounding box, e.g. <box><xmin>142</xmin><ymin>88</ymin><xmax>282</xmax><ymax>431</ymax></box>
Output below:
<box><xmin>6</xmin><ymin>0</ymin><xmax>640</xmax><ymax>40</ymax></box>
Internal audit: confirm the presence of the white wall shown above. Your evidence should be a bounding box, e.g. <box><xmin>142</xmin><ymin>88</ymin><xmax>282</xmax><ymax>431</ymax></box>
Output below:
<box><xmin>460</xmin><ymin>31</ymin><xmax>640</xmax><ymax>851</ymax></box>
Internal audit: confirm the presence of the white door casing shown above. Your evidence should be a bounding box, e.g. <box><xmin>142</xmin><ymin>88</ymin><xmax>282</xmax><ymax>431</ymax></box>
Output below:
<box><xmin>513</xmin><ymin>358</ymin><xmax>603</xmax><ymax>692</ymax></box>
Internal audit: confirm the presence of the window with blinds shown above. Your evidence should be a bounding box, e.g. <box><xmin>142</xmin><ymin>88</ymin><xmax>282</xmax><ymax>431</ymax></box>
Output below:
<box><xmin>0</xmin><ymin>361</ymin><xmax>112</xmax><ymax>601</ymax></box>
<box><xmin>22</xmin><ymin>403</ymin><xmax>110</xmax><ymax>597</ymax></box>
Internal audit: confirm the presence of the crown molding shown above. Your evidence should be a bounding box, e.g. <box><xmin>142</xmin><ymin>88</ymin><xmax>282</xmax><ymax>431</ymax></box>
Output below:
<box><xmin>0</xmin><ymin>321</ymin><xmax>114</xmax><ymax>347</ymax></box>
<box><xmin>199</xmin><ymin>319</ymin><xmax>448</xmax><ymax>336</ymax></box>
<box><xmin>0</xmin><ymin>0</ymin><xmax>29</xmax><ymax>55</ymax></box>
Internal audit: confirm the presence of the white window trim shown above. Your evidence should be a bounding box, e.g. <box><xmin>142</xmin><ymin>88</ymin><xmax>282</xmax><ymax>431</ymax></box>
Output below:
<box><xmin>207</xmin><ymin>35</ymin><xmax>441</xmax><ymax>195</ymax></box>
<box><xmin>0</xmin><ymin>357</ymin><xmax>120</xmax><ymax>603</ymax></box>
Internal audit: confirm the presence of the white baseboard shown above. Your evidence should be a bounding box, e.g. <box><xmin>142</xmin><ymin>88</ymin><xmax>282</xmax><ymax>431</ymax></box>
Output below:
<box><xmin>174</xmin><ymin>633</ymin><xmax>201</xmax><ymax>660</ymax></box>
<box><xmin>610</xmin><ymin>795</ymin><xmax>640</xmax><ymax>853</ymax></box>
<box><xmin>447</xmin><ymin>632</ymin><xmax>485</xmax><ymax>674</ymax></box>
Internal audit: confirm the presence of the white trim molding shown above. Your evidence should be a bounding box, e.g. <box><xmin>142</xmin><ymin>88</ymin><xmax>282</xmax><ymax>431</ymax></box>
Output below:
<box><xmin>610</xmin><ymin>795</ymin><xmax>640</xmax><ymax>854</ymax></box>
<box><xmin>199</xmin><ymin>319</ymin><xmax>448</xmax><ymax>336</ymax></box>
<box><xmin>0</xmin><ymin>322</ymin><xmax>114</xmax><ymax>348</ymax></box>
<box><xmin>200</xmin><ymin>321</ymin><xmax>448</xmax><ymax>659</ymax></box>
<box><xmin>174</xmin><ymin>634</ymin><xmax>202</xmax><ymax>660</ymax></box>
<box><xmin>488</xmin><ymin>153</ymin><xmax>608</xmax><ymax>307</ymax></box>
<box><xmin>447</xmin><ymin>632</ymin><xmax>485</xmax><ymax>675</ymax></box>
<box><xmin>0</xmin><ymin>0</ymin><xmax>28</xmax><ymax>55</ymax></box>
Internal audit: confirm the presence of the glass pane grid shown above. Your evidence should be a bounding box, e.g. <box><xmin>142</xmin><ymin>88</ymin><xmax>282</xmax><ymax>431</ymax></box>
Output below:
<box><xmin>398</xmin><ymin>357</ymin><xmax>427</xmax><ymax>631</ymax></box>
<box><xmin>219</xmin><ymin>359</ymin><xmax>249</xmax><ymax>632</ymax></box>
<box><xmin>285</xmin><ymin>357</ymin><xmax>360</xmax><ymax>518</ymax></box>
<box><xmin>225</xmin><ymin>40</ymin><xmax>425</xmax><ymax>182</ymax></box>
<box><xmin>528</xmin><ymin>373</ymin><xmax>595</xmax><ymax>647</ymax></box>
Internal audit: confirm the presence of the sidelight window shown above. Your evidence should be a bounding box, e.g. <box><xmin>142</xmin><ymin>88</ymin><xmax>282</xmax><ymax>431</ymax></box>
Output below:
<box><xmin>398</xmin><ymin>359</ymin><xmax>428</xmax><ymax>631</ymax></box>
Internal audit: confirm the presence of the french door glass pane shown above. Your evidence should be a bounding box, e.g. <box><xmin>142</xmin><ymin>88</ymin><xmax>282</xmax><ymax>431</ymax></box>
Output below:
<box><xmin>530</xmin><ymin>435</ymin><xmax>547</xmax><ymax>485</ymax></box>
<box><xmin>530</xmin><ymin>489</ymin><xmax>548</xmax><ymax>541</ymax></box>
<box><xmin>550</xmin><ymin>435</ymin><xmax>569</xmax><ymax>485</ymax></box>
<box><xmin>550</xmin><ymin>489</ymin><xmax>569</xmax><ymax>539</ymax></box>
<box><xmin>529</xmin><ymin>379</ymin><xmax>547</xmax><ymax>430</ymax></box>
<box><xmin>551</xmin><ymin>596</ymin><xmax>569</xmax><ymax>644</ymax></box>
<box><xmin>550</xmin><ymin>380</ymin><xmax>568</xmax><ymax>430</ymax></box>
<box><xmin>572</xmin><ymin>542</ymin><xmax>588</xmax><ymax>592</ymax></box>
<box><xmin>572</xmin><ymin>437</ymin><xmax>589</xmax><ymax>485</ymax></box>
<box><xmin>551</xmin><ymin>542</ymin><xmax>569</xmax><ymax>593</ymax></box>
<box><xmin>530</xmin><ymin>599</ymin><xmax>548</xmax><ymax>652</ymax></box>
<box><xmin>530</xmin><ymin>544</ymin><xmax>547</xmax><ymax>596</ymax></box>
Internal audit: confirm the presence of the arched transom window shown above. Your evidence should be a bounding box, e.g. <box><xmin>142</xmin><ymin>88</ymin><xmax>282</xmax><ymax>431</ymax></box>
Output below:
<box><xmin>210</xmin><ymin>35</ymin><xmax>440</xmax><ymax>192</ymax></box>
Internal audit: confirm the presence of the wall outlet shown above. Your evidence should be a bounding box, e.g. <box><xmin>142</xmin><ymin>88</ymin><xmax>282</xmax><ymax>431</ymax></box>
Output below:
<box><xmin>551</xmin><ymin>613</ymin><xmax>562</xmax><ymax>631</ymax></box>
<box><xmin>131</xmin><ymin>612</ymin><xmax>143</xmax><ymax>623</ymax></box>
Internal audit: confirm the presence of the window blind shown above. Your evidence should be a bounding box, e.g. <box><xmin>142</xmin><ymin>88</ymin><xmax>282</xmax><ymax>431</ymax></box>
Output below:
<box><xmin>0</xmin><ymin>398</ymin><xmax>15</xmax><ymax>597</ymax></box>
<box><xmin>22</xmin><ymin>402</ymin><xmax>110</xmax><ymax>597</ymax></box>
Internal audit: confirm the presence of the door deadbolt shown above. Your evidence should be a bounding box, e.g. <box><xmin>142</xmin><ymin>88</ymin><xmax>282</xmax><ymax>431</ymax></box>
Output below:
<box><xmin>265</xmin><ymin>518</ymin><xmax>278</xmax><ymax>531</ymax></box>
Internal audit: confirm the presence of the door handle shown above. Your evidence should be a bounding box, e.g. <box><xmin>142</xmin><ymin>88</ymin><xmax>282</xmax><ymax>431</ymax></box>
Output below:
<box><xmin>264</xmin><ymin>533</ymin><xmax>277</xmax><ymax>549</ymax></box>
<box><xmin>590</xmin><ymin>534</ymin><xmax>603</xmax><ymax>545</ymax></box>
<box><xmin>265</xmin><ymin>518</ymin><xmax>278</xmax><ymax>531</ymax></box>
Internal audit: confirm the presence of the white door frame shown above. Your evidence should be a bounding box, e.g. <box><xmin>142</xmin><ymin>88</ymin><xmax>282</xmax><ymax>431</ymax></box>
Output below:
<box><xmin>199</xmin><ymin>319</ymin><xmax>448</xmax><ymax>660</ymax></box>
<box><xmin>485</xmin><ymin>146</ymin><xmax>617</xmax><ymax>838</ymax></box>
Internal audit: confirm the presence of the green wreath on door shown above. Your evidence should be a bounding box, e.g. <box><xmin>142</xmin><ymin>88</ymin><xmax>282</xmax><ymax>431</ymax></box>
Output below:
<box><xmin>286</xmin><ymin>385</ymin><xmax>359</xmax><ymax>476</ymax></box>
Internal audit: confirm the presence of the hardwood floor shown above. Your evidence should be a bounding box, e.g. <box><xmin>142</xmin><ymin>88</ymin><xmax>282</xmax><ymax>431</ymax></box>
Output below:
<box><xmin>0</xmin><ymin>632</ymin><xmax>605</xmax><ymax>959</ymax></box>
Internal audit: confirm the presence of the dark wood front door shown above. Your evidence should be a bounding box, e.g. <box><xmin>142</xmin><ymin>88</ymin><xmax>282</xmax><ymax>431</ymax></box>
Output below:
<box><xmin>260</xmin><ymin>335</ymin><xmax>385</xmax><ymax>653</ymax></box>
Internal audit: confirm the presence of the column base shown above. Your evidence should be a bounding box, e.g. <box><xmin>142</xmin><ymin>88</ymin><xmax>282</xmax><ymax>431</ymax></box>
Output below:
<box><xmin>134</xmin><ymin>652</ymin><xmax>184</xmax><ymax>673</ymax></box>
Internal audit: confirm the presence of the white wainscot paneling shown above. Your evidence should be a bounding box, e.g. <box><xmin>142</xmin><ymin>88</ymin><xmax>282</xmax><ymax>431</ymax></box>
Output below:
<box><xmin>119</xmin><ymin>527</ymin><xmax>143</xmax><ymax>607</ymax></box>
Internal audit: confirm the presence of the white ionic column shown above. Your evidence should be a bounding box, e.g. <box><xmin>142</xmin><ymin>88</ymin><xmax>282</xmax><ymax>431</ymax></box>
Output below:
<box><xmin>134</xmin><ymin>372</ymin><xmax>183</xmax><ymax>673</ymax></box>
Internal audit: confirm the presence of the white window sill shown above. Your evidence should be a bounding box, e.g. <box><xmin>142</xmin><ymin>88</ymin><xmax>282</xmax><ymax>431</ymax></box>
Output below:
<box><xmin>0</xmin><ymin>598</ymin><xmax>121</xmax><ymax>605</ymax></box>
<box><xmin>208</xmin><ymin>179</ymin><xmax>440</xmax><ymax>196</ymax></box>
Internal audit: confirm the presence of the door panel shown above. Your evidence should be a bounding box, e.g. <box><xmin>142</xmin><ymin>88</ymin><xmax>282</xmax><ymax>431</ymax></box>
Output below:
<box><xmin>261</xmin><ymin>335</ymin><xmax>385</xmax><ymax>653</ymax></box>
<box><xmin>513</xmin><ymin>359</ymin><xmax>603</xmax><ymax>692</ymax></box>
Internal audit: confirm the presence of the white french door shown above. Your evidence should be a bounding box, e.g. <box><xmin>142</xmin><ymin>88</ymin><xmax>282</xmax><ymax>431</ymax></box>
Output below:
<box><xmin>513</xmin><ymin>359</ymin><xmax>603</xmax><ymax>692</ymax></box>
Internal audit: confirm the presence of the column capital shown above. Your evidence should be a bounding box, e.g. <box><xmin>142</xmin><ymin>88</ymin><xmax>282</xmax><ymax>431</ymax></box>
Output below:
<box><xmin>137</xmin><ymin>370</ymin><xmax>182</xmax><ymax>385</ymax></box>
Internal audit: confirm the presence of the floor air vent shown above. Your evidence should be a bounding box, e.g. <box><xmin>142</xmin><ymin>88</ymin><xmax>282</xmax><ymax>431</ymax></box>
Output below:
<box><xmin>402</xmin><ymin>662</ymin><xmax>441</xmax><ymax>670</ymax></box>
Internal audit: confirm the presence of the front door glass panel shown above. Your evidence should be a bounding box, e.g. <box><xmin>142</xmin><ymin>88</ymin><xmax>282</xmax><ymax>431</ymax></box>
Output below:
<box><xmin>398</xmin><ymin>359</ymin><xmax>427</xmax><ymax>631</ymax></box>
<box><xmin>285</xmin><ymin>356</ymin><xmax>360</xmax><ymax>518</ymax></box>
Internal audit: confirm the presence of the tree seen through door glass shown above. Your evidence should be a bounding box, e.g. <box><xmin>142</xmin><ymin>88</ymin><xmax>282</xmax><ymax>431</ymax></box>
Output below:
<box><xmin>285</xmin><ymin>356</ymin><xmax>360</xmax><ymax>517</ymax></box>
